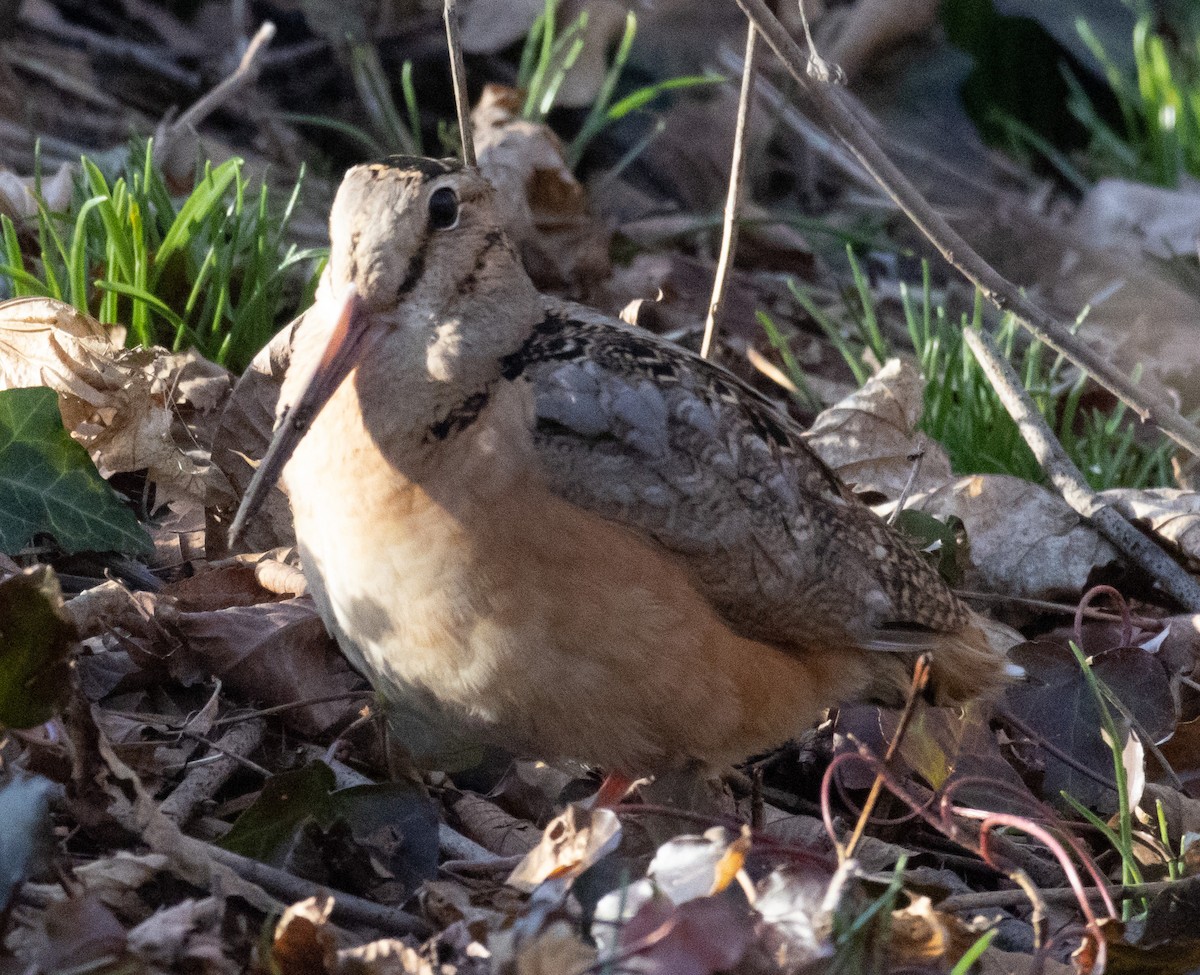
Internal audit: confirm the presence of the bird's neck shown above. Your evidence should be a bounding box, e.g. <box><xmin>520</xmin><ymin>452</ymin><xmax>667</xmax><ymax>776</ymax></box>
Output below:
<box><xmin>357</xmin><ymin>269</ymin><xmax>541</xmax><ymax>439</ymax></box>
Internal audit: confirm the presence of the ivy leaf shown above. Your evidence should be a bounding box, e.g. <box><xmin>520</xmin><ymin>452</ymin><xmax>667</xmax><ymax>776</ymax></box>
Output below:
<box><xmin>0</xmin><ymin>387</ymin><xmax>151</xmax><ymax>555</ymax></box>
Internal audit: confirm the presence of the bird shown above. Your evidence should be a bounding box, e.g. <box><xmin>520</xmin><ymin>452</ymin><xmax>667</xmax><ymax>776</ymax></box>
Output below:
<box><xmin>230</xmin><ymin>155</ymin><xmax>1012</xmax><ymax>780</ymax></box>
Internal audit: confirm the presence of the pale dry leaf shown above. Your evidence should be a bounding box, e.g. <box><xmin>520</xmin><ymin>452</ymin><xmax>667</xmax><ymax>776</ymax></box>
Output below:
<box><xmin>11</xmin><ymin>854</ymin><xmax>174</xmax><ymax>928</ymax></box>
<box><xmin>126</xmin><ymin>897</ymin><xmax>227</xmax><ymax>973</ymax></box>
<box><xmin>1074</xmin><ymin>177</ymin><xmax>1200</xmax><ymax>259</ymax></box>
<box><xmin>805</xmin><ymin>357</ymin><xmax>952</xmax><ymax>500</ymax></box>
<box><xmin>0</xmin><ymin>162</ymin><xmax>74</xmax><ymax>220</ymax></box>
<box><xmin>472</xmin><ymin>84</ymin><xmax>610</xmax><ymax>294</ymax></box>
<box><xmin>647</xmin><ymin>827</ymin><xmax>750</xmax><ymax>905</ymax></box>
<box><xmin>752</xmin><ymin>867</ymin><xmax>833</xmax><ymax>971</ymax></box>
<box><xmin>889</xmin><ymin>894</ymin><xmax>979</xmax><ymax>969</ymax></box>
<box><xmin>420</xmin><ymin>880</ymin><xmax>509</xmax><ymax>938</ymax></box>
<box><xmin>160</xmin><ymin>548</ymin><xmax>305</xmax><ymax>606</ymax></box>
<box><xmin>146</xmin><ymin>503</ymin><xmax>206</xmax><ymax>572</ymax></box>
<box><xmin>448</xmin><ymin>790</ymin><xmax>543</xmax><ymax>858</ymax></box>
<box><xmin>0</xmin><ymin>298</ymin><xmax>228</xmax><ymax>509</ymax></box>
<box><xmin>905</xmin><ymin>474</ymin><xmax>1119</xmax><ymax>600</ymax></box>
<box><xmin>208</xmin><ymin>314</ymin><xmax>300</xmax><ymax>555</ymax></box>
<box><xmin>66</xmin><ymin>580</ymin><xmax>139</xmax><ymax>638</ymax></box>
<box><xmin>339</xmin><ymin>938</ymin><xmax>437</xmax><ymax>975</ymax></box>
<box><xmin>30</xmin><ymin>895</ymin><xmax>128</xmax><ymax>973</ymax></box>
<box><xmin>0</xmin><ymin>296</ymin><xmax>115</xmax><ymax>393</ymax></box>
<box><xmin>83</xmin><ymin>346</ymin><xmax>230</xmax><ymax>509</ymax></box>
<box><xmin>254</xmin><ymin>551</ymin><xmax>308</xmax><ymax>597</ymax></box>
<box><xmin>1101</xmin><ymin>488</ymin><xmax>1200</xmax><ymax>570</ymax></box>
<box><xmin>507</xmin><ymin>805</ymin><xmax>621</xmax><ymax>892</ymax></box>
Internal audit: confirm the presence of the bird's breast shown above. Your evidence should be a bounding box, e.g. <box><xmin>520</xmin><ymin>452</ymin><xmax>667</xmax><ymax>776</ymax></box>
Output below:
<box><xmin>280</xmin><ymin>373</ymin><xmax>858</xmax><ymax>772</ymax></box>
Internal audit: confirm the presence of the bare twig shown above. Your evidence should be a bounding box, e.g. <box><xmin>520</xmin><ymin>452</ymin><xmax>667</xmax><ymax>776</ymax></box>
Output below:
<box><xmin>154</xmin><ymin>20</ymin><xmax>276</xmax><ymax>163</ymax></box>
<box><xmin>730</xmin><ymin>0</ymin><xmax>1200</xmax><ymax>459</ymax></box>
<box><xmin>160</xmin><ymin>720</ymin><xmax>267</xmax><ymax>823</ymax></box>
<box><xmin>956</xmin><ymin>589</ymin><xmax>1166</xmax><ymax>629</ymax></box>
<box><xmin>887</xmin><ymin>437</ymin><xmax>925</xmax><ymax>526</ymax></box>
<box><xmin>842</xmin><ymin>654</ymin><xmax>930</xmax><ymax>859</ymax></box>
<box><xmin>962</xmin><ymin>328</ymin><xmax>1200</xmax><ymax>612</ymax></box>
<box><xmin>997</xmin><ymin>708</ymin><xmax>1119</xmax><ymax>794</ymax></box>
<box><xmin>443</xmin><ymin>0</ymin><xmax>476</xmax><ymax>167</ymax></box>
<box><xmin>207</xmin><ymin>845</ymin><xmax>430</xmax><ymax>937</ymax></box>
<box><xmin>939</xmin><ymin>876</ymin><xmax>1188</xmax><ymax>913</ymax></box>
<box><xmin>701</xmin><ymin>22</ymin><xmax>757</xmax><ymax>360</ymax></box>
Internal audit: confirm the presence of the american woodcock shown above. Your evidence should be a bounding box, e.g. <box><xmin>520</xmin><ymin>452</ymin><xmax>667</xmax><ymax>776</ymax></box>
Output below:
<box><xmin>231</xmin><ymin>156</ymin><xmax>1012</xmax><ymax>775</ymax></box>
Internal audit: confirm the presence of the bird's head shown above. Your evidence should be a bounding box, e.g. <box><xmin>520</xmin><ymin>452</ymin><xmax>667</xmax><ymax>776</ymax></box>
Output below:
<box><xmin>228</xmin><ymin>156</ymin><xmax>540</xmax><ymax>544</ymax></box>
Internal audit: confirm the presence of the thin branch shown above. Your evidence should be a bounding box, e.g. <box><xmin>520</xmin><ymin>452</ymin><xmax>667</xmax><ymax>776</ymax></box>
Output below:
<box><xmin>962</xmin><ymin>328</ymin><xmax>1200</xmax><ymax>612</ymax></box>
<box><xmin>207</xmin><ymin>845</ymin><xmax>430</xmax><ymax>937</ymax></box>
<box><xmin>730</xmin><ymin>0</ymin><xmax>1200</xmax><ymax>459</ymax></box>
<box><xmin>956</xmin><ymin>589</ymin><xmax>1166</xmax><ymax>629</ymax></box>
<box><xmin>443</xmin><ymin>0</ymin><xmax>476</xmax><ymax>167</ymax></box>
<box><xmin>155</xmin><ymin>21</ymin><xmax>276</xmax><ymax>162</ymax></box>
<box><xmin>842</xmin><ymin>655</ymin><xmax>930</xmax><ymax>859</ymax></box>
<box><xmin>701</xmin><ymin>22</ymin><xmax>757</xmax><ymax>360</ymax></box>
<box><xmin>997</xmin><ymin>708</ymin><xmax>1119</xmax><ymax>794</ymax></box>
<box><xmin>887</xmin><ymin>437</ymin><xmax>925</xmax><ymax>526</ymax></box>
<box><xmin>939</xmin><ymin>876</ymin><xmax>1188</xmax><ymax>913</ymax></box>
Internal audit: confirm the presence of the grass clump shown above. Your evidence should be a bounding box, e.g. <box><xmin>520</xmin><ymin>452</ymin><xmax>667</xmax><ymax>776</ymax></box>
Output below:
<box><xmin>0</xmin><ymin>140</ymin><xmax>323</xmax><ymax>373</ymax></box>
<box><xmin>784</xmin><ymin>251</ymin><xmax>1175</xmax><ymax>492</ymax></box>
<box><xmin>1075</xmin><ymin>9</ymin><xmax>1200</xmax><ymax>188</ymax></box>
<box><xmin>517</xmin><ymin>0</ymin><xmax>723</xmax><ymax>169</ymax></box>
<box><xmin>1071</xmin><ymin>8</ymin><xmax>1200</xmax><ymax>187</ymax></box>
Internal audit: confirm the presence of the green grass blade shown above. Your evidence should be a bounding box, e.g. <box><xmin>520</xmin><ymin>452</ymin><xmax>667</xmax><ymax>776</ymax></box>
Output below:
<box><xmin>94</xmin><ymin>279</ymin><xmax>193</xmax><ymax>343</ymax></box>
<box><xmin>152</xmin><ymin>159</ymin><xmax>241</xmax><ymax>285</ymax></box>
<box><xmin>82</xmin><ymin>159</ymin><xmax>136</xmax><ymax>281</ymax></box>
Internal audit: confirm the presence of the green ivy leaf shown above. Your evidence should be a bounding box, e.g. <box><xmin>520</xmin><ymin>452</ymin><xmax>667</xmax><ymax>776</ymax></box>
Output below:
<box><xmin>0</xmin><ymin>567</ymin><xmax>76</xmax><ymax>729</ymax></box>
<box><xmin>893</xmin><ymin>509</ymin><xmax>969</xmax><ymax>586</ymax></box>
<box><xmin>0</xmin><ymin>387</ymin><xmax>151</xmax><ymax>555</ymax></box>
<box><xmin>219</xmin><ymin>761</ymin><xmax>339</xmax><ymax>863</ymax></box>
<box><xmin>220</xmin><ymin>760</ymin><xmax>438</xmax><ymax>888</ymax></box>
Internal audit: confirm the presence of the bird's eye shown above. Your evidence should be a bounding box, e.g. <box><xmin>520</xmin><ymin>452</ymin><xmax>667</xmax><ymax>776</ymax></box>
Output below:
<box><xmin>428</xmin><ymin>187</ymin><xmax>459</xmax><ymax>230</ymax></box>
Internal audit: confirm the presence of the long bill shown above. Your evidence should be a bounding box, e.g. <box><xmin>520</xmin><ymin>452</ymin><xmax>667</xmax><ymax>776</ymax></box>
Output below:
<box><xmin>228</xmin><ymin>285</ymin><xmax>371</xmax><ymax>547</ymax></box>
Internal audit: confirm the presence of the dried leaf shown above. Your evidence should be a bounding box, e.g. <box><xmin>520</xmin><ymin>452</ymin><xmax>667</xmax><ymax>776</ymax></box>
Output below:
<box><xmin>906</xmin><ymin>474</ymin><xmax>1118</xmax><ymax>600</ymax></box>
<box><xmin>1006</xmin><ymin>640</ymin><xmax>1176</xmax><ymax>808</ymax></box>
<box><xmin>272</xmin><ymin>896</ymin><xmax>337</xmax><ymax>975</ymax></box>
<box><xmin>1074</xmin><ymin>178</ymin><xmax>1200</xmax><ymax>260</ymax></box>
<box><xmin>507</xmin><ymin>805</ymin><xmax>621</xmax><ymax>891</ymax></box>
<box><xmin>807</xmin><ymin>358</ymin><xmax>952</xmax><ymax>500</ymax></box>
<box><xmin>36</xmin><ymin>895</ymin><xmax>128</xmax><ymax>973</ymax></box>
<box><xmin>472</xmin><ymin>85</ymin><xmax>610</xmax><ymax>294</ymax></box>
<box><xmin>511</xmin><ymin>922</ymin><xmax>597</xmax><ymax>975</ymax></box>
<box><xmin>613</xmin><ymin>888</ymin><xmax>752</xmax><ymax>975</ymax></box>
<box><xmin>208</xmin><ymin>316</ymin><xmax>299</xmax><ymax>555</ymax></box>
<box><xmin>0</xmin><ymin>297</ymin><xmax>229</xmax><ymax>510</ymax></box>
<box><xmin>0</xmin><ymin>162</ymin><xmax>74</xmax><ymax>220</ymax></box>
<box><xmin>126</xmin><ymin>898</ymin><xmax>228</xmax><ymax>973</ymax></box>
<box><xmin>889</xmin><ymin>894</ymin><xmax>979</xmax><ymax>968</ymax></box>
<box><xmin>1102</xmin><ymin>488</ymin><xmax>1200</xmax><ymax>570</ymax></box>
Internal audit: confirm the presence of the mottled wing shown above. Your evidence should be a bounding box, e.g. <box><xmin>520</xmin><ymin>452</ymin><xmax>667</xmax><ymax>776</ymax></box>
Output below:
<box><xmin>502</xmin><ymin>300</ymin><xmax>971</xmax><ymax>653</ymax></box>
